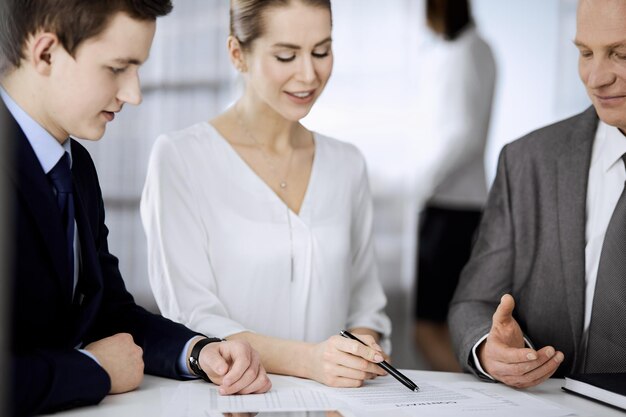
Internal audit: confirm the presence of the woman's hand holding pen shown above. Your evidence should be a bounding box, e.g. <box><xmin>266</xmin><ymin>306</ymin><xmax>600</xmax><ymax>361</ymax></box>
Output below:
<box><xmin>308</xmin><ymin>333</ymin><xmax>388</xmax><ymax>387</ymax></box>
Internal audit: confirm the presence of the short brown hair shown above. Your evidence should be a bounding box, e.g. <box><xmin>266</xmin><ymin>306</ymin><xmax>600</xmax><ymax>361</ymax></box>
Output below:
<box><xmin>426</xmin><ymin>0</ymin><xmax>472</xmax><ymax>41</ymax></box>
<box><xmin>0</xmin><ymin>0</ymin><xmax>173</xmax><ymax>74</ymax></box>
<box><xmin>231</xmin><ymin>0</ymin><xmax>332</xmax><ymax>51</ymax></box>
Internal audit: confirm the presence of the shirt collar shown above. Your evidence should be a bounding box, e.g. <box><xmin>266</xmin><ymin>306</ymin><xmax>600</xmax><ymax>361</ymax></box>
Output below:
<box><xmin>596</xmin><ymin>121</ymin><xmax>626</xmax><ymax>173</ymax></box>
<box><xmin>1</xmin><ymin>87</ymin><xmax>72</xmax><ymax>174</ymax></box>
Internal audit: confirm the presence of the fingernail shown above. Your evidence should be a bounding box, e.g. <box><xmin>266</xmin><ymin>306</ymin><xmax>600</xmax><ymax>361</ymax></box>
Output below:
<box><xmin>527</xmin><ymin>352</ymin><xmax>537</xmax><ymax>360</ymax></box>
<box><xmin>555</xmin><ymin>353</ymin><xmax>564</xmax><ymax>363</ymax></box>
<box><xmin>219</xmin><ymin>388</ymin><xmax>226</xmax><ymax>395</ymax></box>
<box><xmin>546</xmin><ymin>347</ymin><xmax>555</xmax><ymax>357</ymax></box>
<box><xmin>374</xmin><ymin>354</ymin><xmax>383</xmax><ymax>362</ymax></box>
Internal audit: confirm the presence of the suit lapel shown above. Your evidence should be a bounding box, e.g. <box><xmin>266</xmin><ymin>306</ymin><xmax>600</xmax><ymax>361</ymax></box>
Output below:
<box><xmin>7</xmin><ymin>118</ymin><xmax>74</xmax><ymax>302</ymax></box>
<box><xmin>556</xmin><ymin>106</ymin><xmax>598</xmax><ymax>367</ymax></box>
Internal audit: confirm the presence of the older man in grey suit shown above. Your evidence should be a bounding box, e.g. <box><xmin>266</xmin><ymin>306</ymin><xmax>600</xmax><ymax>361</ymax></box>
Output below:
<box><xmin>449</xmin><ymin>0</ymin><xmax>626</xmax><ymax>388</ymax></box>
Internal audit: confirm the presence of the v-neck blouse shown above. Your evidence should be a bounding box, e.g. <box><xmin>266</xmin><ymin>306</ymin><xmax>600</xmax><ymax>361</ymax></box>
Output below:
<box><xmin>141</xmin><ymin>122</ymin><xmax>391</xmax><ymax>346</ymax></box>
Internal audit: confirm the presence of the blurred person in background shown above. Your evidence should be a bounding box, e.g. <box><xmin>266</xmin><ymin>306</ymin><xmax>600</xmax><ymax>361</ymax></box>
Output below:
<box><xmin>141</xmin><ymin>0</ymin><xmax>392</xmax><ymax>388</ymax></box>
<box><xmin>413</xmin><ymin>0</ymin><xmax>496</xmax><ymax>372</ymax></box>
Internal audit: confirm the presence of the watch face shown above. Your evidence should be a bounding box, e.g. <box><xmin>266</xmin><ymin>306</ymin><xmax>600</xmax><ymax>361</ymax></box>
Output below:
<box><xmin>188</xmin><ymin>353</ymin><xmax>208</xmax><ymax>381</ymax></box>
<box><xmin>189</xmin><ymin>355</ymin><xmax>199</xmax><ymax>370</ymax></box>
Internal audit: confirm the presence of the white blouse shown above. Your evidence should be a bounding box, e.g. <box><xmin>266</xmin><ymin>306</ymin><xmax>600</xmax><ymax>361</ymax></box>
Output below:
<box><xmin>140</xmin><ymin>122</ymin><xmax>391</xmax><ymax>348</ymax></box>
<box><xmin>416</xmin><ymin>26</ymin><xmax>496</xmax><ymax>208</ymax></box>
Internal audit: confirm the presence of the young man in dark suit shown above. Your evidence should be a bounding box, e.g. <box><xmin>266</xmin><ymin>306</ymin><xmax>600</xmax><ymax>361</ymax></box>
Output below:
<box><xmin>0</xmin><ymin>1</ymin><xmax>270</xmax><ymax>415</ymax></box>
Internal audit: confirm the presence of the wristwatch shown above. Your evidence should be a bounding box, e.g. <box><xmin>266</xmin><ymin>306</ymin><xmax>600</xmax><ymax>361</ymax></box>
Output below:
<box><xmin>188</xmin><ymin>337</ymin><xmax>224</xmax><ymax>382</ymax></box>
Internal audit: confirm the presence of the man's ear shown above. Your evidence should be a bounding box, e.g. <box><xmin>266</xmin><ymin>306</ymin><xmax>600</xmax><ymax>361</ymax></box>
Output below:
<box><xmin>228</xmin><ymin>35</ymin><xmax>247</xmax><ymax>73</ymax></box>
<box><xmin>27</xmin><ymin>32</ymin><xmax>60</xmax><ymax>75</ymax></box>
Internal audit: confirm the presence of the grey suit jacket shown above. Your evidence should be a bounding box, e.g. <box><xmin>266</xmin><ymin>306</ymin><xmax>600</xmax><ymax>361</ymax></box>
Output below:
<box><xmin>449</xmin><ymin>106</ymin><xmax>599</xmax><ymax>378</ymax></box>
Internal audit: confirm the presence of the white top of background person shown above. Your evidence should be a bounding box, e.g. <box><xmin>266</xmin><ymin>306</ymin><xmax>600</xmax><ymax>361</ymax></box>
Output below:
<box><xmin>413</xmin><ymin>1</ymin><xmax>496</xmax><ymax>208</ymax></box>
<box><xmin>412</xmin><ymin>0</ymin><xmax>497</xmax><ymax>374</ymax></box>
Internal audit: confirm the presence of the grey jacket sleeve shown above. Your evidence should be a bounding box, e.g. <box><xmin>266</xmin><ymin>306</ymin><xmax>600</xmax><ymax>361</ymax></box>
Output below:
<box><xmin>448</xmin><ymin>144</ymin><xmax>516</xmax><ymax>376</ymax></box>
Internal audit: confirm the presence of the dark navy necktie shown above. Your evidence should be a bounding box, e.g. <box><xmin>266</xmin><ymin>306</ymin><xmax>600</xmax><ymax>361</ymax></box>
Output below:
<box><xmin>47</xmin><ymin>152</ymin><xmax>75</xmax><ymax>290</ymax></box>
<box><xmin>585</xmin><ymin>154</ymin><xmax>626</xmax><ymax>373</ymax></box>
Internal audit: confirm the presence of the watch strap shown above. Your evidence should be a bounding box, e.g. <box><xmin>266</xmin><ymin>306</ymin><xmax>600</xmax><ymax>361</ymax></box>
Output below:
<box><xmin>188</xmin><ymin>337</ymin><xmax>224</xmax><ymax>382</ymax></box>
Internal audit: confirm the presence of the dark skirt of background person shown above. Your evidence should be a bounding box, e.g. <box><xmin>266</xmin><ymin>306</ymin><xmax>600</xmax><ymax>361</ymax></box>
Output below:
<box><xmin>414</xmin><ymin>205</ymin><xmax>482</xmax><ymax>322</ymax></box>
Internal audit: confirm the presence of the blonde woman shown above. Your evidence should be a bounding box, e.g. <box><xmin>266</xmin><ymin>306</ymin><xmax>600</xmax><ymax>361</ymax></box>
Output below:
<box><xmin>141</xmin><ymin>0</ymin><xmax>391</xmax><ymax>387</ymax></box>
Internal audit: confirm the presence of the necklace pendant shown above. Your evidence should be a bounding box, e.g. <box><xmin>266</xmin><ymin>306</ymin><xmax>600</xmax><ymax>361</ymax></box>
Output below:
<box><xmin>280</xmin><ymin>181</ymin><xmax>287</xmax><ymax>189</ymax></box>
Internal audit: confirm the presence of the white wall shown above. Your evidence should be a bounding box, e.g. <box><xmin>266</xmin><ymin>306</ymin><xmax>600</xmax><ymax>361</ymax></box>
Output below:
<box><xmin>307</xmin><ymin>0</ymin><xmax>589</xmax><ymax>191</ymax></box>
<box><xmin>473</xmin><ymin>0</ymin><xmax>589</xmax><ymax>182</ymax></box>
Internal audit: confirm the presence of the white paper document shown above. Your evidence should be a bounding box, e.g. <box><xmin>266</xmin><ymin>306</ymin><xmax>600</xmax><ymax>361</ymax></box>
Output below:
<box><xmin>206</xmin><ymin>388</ymin><xmax>337</xmax><ymax>412</ymax></box>
<box><xmin>160</xmin><ymin>371</ymin><xmax>576</xmax><ymax>417</ymax></box>
<box><xmin>323</xmin><ymin>379</ymin><xmax>477</xmax><ymax>410</ymax></box>
<box><xmin>312</xmin><ymin>371</ymin><xmax>576</xmax><ymax>417</ymax></box>
<box><xmin>161</xmin><ymin>375</ymin><xmax>343</xmax><ymax>416</ymax></box>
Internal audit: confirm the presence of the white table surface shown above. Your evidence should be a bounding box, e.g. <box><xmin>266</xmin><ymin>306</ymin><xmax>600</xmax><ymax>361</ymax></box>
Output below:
<box><xmin>47</xmin><ymin>370</ymin><xmax>623</xmax><ymax>417</ymax></box>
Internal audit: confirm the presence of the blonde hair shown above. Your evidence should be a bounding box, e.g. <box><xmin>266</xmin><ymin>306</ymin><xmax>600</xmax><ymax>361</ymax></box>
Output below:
<box><xmin>230</xmin><ymin>0</ymin><xmax>332</xmax><ymax>51</ymax></box>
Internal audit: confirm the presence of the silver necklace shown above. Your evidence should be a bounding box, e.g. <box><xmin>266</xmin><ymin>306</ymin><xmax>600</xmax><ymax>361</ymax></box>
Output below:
<box><xmin>235</xmin><ymin>105</ymin><xmax>294</xmax><ymax>191</ymax></box>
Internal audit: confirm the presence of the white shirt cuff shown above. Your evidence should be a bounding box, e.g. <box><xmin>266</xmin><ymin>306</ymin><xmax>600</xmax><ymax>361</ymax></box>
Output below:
<box><xmin>178</xmin><ymin>337</ymin><xmax>197</xmax><ymax>379</ymax></box>
<box><xmin>471</xmin><ymin>334</ymin><xmax>495</xmax><ymax>380</ymax></box>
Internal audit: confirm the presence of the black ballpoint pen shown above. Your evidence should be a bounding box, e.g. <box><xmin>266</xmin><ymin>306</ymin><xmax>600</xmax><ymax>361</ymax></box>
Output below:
<box><xmin>340</xmin><ymin>330</ymin><xmax>420</xmax><ymax>392</ymax></box>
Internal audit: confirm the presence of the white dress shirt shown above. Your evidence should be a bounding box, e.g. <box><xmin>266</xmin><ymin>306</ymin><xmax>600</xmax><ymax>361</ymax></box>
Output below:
<box><xmin>472</xmin><ymin>120</ymin><xmax>626</xmax><ymax>378</ymax></box>
<box><xmin>415</xmin><ymin>26</ymin><xmax>496</xmax><ymax>208</ymax></box>
<box><xmin>141</xmin><ymin>123</ymin><xmax>392</xmax><ymax>349</ymax></box>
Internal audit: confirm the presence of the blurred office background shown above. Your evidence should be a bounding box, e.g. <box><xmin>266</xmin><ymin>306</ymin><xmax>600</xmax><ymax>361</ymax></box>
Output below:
<box><xmin>81</xmin><ymin>0</ymin><xmax>589</xmax><ymax>369</ymax></box>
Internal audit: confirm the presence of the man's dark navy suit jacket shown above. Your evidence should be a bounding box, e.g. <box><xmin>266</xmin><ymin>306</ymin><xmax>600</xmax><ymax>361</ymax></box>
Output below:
<box><xmin>4</xmin><ymin>105</ymin><xmax>201</xmax><ymax>416</ymax></box>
